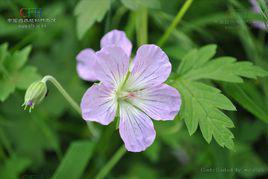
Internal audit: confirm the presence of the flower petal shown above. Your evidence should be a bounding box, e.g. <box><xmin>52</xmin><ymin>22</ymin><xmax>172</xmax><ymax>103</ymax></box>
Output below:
<box><xmin>125</xmin><ymin>45</ymin><xmax>171</xmax><ymax>90</ymax></box>
<box><xmin>101</xmin><ymin>30</ymin><xmax>132</xmax><ymax>57</ymax></box>
<box><xmin>129</xmin><ymin>84</ymin><xmax>181</xmax><ymax>120</ymax></box>
<box><xmin>119</xmin><ymin>101</ymin><xmax>156</xmax><ymax>152</ymax></box>
<box><xmin>81</xmin><ymin>83</ymin><xmax>117</xmax><ymax>125</ymax></box>
<box><xmin>95</xmin><ymin>46</ymin><xmax>129</xmax><ymax>88</ymax></box>
<box><xmin>76</xmin><ymin>48</ymin><xmax>98</xmax><ymax>81</ymax></box>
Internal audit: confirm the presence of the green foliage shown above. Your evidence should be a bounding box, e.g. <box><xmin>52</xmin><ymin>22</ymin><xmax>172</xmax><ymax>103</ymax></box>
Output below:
<box><xmin>177</xmin><ymin>80</ymin><xmax>236</xmax><ymax>149</ymax></box>
<box><xmin>222</xmin><ymin>82</ymin><xmax>268</xmax><ymax>123</ymax></box>
<box><xmin>0</xmin><ymin>0</ymin><xmax>268</xmax><ymax>178</ymax></box>
<box><xmin>0</xmin><ymin>155</ymin><xmax>31</xmax><ymax>179</ymax></box>
<box><xmin>52</xmin><ymin>141</ymin><xmax>95</xmax><ymax>179</ymax></box>
<box><xmin>120</xmin><ymin>0</ymin><xmax>161</xmax><ymax>10</ymax></box>
<box><xmin>231</xmin><ymin>144</ymin><xmax>268</xmax><ymax>178</ymax></box>
<box><xmin>0</xmin><ymin>43</ymin><xmax>40</xmax><ymax>102</ymax></box>
<box><xmin>75</xmin><ymin>0</ymin><xmax>110</xmax><ymax>39</ymax></box>
<box><xmin>176</xmin><ymin>45</ymin><xmax>267</xmax><ymax>150</ymax></box>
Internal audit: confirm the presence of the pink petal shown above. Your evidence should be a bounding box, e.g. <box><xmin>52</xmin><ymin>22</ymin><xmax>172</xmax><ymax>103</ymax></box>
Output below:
<box><xmin>130</xmin><ymin>84</ymin><xmax>181</xmax><ymax>120</ymax></box>
<box><xmin>125</xmin><ymin>45</ymin><xmax>171</xmax><ymax>90</ymax></box>
<box><xmin>101</xmin><ymin>30</ymin><xmax>132</xmax><ymax>57</ymax></box>
<box><xmin>95</xmin><ymin>46</ymin><xmax>129</xmax><ymax>88</ymax></box>
<box><xmin>81</xmin><ymin>84</ymin><xmax>117</xmax><ymax>125</ymax></box>
<box><xmin>119</xmin><ymin>102</ymin><xmax>156</xmax><ymax>152</ymax></box>
<box><xmin>76</xmin><ymin>49</ymin><xmax>98</xmax><ymax>81</ymax></box>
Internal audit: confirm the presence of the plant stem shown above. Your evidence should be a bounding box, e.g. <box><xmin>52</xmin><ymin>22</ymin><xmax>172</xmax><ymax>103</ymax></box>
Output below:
<box><xmin>41</xmin><ymin>75</ymin><xmax>97</xmax><ymax>137</ymax></box>
<box><xmin>42</xmin><ymin>75</ymin><xmax>81</xmax><ymax>114</ymax></box>
<box><xmin>136</xmin><ymin>7</ymin><xmax>148</xmax><ymax>46</ymax></box>
<box><xmin>95</xmin><ymin>145</ymin><xmax>126</xmax><ymax>179</ymax></box>
<box><xmin>157</xmin><ymin>0</ymin><xmax>193</xmax><ymax>47</ymax></box>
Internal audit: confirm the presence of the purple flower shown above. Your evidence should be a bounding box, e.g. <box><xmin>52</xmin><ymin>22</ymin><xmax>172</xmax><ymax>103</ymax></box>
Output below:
<box><xmin>79</xmin><ymin>30</ymin><xmax>181</xmax><ymax>152</ymax></box>
<box><xmin>76</xmin><ymin>30</ymin><xmax>132</xmax><ymax>81</ymax></box>
<box><xmin>249</xmin><ymin>0</ymin><xmax>268</xmax><ymax>30</ymax></box>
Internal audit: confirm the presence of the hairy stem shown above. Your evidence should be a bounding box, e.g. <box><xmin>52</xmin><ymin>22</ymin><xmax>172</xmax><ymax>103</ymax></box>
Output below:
<box><xmin>41</xmin><ymin>75</ymin><xmax>97</xmax><ymax>137</ymax></box>
<box><xmin>42</xmin><ymin>75</ymin><xmax>81</xmax><ymax>114</ymax></box>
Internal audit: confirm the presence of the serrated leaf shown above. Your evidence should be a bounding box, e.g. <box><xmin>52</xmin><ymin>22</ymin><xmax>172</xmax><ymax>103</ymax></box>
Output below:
<box><xmin>176</xmin><ymin>44</ymin><xmax>268</xmax><ymax>149</ymax></box>
<box><xmin>74</xmin><ymin>0</ymin><xmax>110</xmax><ymax>39</ymax></box>
<box><xmin>177</xmin><ymin>80</ymin><xmax>235</xmax><ymax>150</ymax></box>
<box><xmin>177</xmin><ymin>44</ymin><xmax>217</xmax><ymax>75</ymax></box>
<box><xmin>52</xmin><ymin>140</ymin><xmax>95</xmax><ymax>179</ymax></box>
<box><xmin>179</xmin><ymin>45</ymin><xmax>268</xmax><ymax>82</ymax></box>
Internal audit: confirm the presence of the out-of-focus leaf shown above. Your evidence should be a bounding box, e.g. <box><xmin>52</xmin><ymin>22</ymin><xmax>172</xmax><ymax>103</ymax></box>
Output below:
<box><xmin>222</xmin><ymin>83</ymin><xmax>268</xmax><ymax>123</ymax></box>
<box><xmin>4</xmin><ymin>45</ymin><xmax>31</xmax><ymax>70</ymax></box>
<box><xmin>231</xmin><ymin>144</ymin><xmax>268</xmax><ymax>178</ymax></box>
<box><xmin>0</xmin><ymin>78</ymin><xmax>15</xmax><ymax>102</ymax></box>
<box><xmin>143</xmin><ymin>140</ymin><xmax>160</xmax><ymax>162</ymax></box>
<box><xmin>236</xmin><ymin>120</ymin><xmax>265</xmax><ymax>143</ymax></box>
<box><xmin>74</xmin><ymin>0</ymin><xmax>110</xmax><ymax>39</ymax></box>
<box><xmin>0</xmin><ymin>155</ymin><xmax>31</xmax><ymax>179</ymax></box>
<box><xmin>0</xmin><ymin>44</ymin><xmax>40</xmax><ymax>102</ymax></box>
<box><xmin>120</xmin><ymin>162</ymin><xmax>159</xmax><ymax>179</ymax></box>
<box><xmin>13</xmin><ymin>66</ymin><xmax>40</xmax><ymax>89</ymax></box>
<box><xmin>120</xmin><ymin>0</ymin><xmax>161</xmax><ymax>10</ymax></box>
<box><xmin>3</xmin><ymin>113</ymin><xmax>59</xmax><ymax>168</ymax></box>
<box><xmin>52</xmin><ymin>140</ymin><xmax>95</xmax><ymax>179</ymax></box>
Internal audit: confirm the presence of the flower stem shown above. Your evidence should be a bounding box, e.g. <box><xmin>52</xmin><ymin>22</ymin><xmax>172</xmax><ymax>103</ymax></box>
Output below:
<box><xmin>95</xmin><ymin>145</ymin><xmax>126</xmax><ymax>179</ymax></box>
<box><xmin>157</xmin><ymin>0</ymin><xmax>193</xmax><ymax>47</ymax></box>
<box><xmin>135</xmin><ymin>7</ymin><xmax>148</xmax><ymax>46</ymax></box>
<box><xmin>41</xmin><ymin>75</ymin><xmax>81</xmax><ymax>114</ymax></box>
<box><xmin>41</xmin><ymin>75</ymin><xmax>97</xmax><ymax>137</ymax></box>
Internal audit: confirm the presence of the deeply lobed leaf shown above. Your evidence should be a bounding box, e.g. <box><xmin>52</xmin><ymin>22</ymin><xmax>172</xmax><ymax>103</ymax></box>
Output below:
<box><xmin>176</xmin><ymin>44</ymin><xmax>268</xmax><ymax>150</ymax></box>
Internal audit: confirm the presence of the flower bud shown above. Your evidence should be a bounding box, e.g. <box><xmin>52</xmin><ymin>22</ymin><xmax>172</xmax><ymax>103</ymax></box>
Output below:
<box><xmin>22</xmin><ymin>81</ymin><xmax>47</xmax><ymax>112</ymax></box>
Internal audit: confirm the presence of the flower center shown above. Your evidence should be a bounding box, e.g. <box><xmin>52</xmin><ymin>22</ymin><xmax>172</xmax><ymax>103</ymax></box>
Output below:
<box><xmin>117</xmin><ymin>90</ymin><xmax>136</xmax><ymax>100</ymax></box>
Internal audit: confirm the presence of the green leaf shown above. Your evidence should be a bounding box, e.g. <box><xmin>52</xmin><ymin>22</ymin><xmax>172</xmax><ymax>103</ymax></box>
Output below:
<box><xmin>4</xmin><ymin>115</ymin><xmax>59</xmax><ymax>167</ymax></box>
<box><xmin>0</xmin><ymin>155</ymin><xmax>31</xmax><ymax>179</ymax></box>
<box><xmin>0</xmin><ymin>43</ymin><xmax>8</xmax><ymax>64</ymax></box>
<box><xmin>222</xmin><ymin>82</ymin><xmax>268</xmax><ymax>123</ymax></box>
<box><xmin>143</xmin><ymin>140</ymin><xmax>160</xmax><ymax>162</ymax></box>
<box><xmin>4</xmin><ymin>45</ymin><xmax>32</xmax><ymax>71</ymax></box>
<box><xmin>184</xmin><ymin>57</ymin><xmax>267</xmax><ymax>82</ymax></box>
<box><xmin>176</xmin><ymin>44</ymin><xmax>268</xmax><ymax>149</ymax></box>
<box><xmin>177</xmin><ymin>44</ymin><xmax>217</xmax><ymax>75</ymax></box>
<box><xmin>177</xmin><ymin>80</ymin><xmax>235</xmax><ymax>150</ymax></box>
<box><xmin>75</xmin><ymin>0</ymin><xmax>110</xmax><ymax>39</ymax></box>
<box><xmin>178</xmin><ymin>45</ymin><xmax>268</xmax><ymax>82</ymax></box>
<box><xmin>0</xmin><ymin>43</ymin><xmax>40</xmax><ymax>101</ymax></box>
<box><xmin>231</xmin><ymin>144</ymin><xmax>268</xmax><ymax>178</ymax></box>
<box><xmin>52</xmin><ymin>141</ymin><xmax>95</xmax><ymax>179</ymax></box>
<box><xmin>120</xmin><ymin>0</ymin><xmax>161</xmax><ymax>10</ymax></box>
<box><xmin>14</xmin><ymin>66</ymin><xmax>41</xmax><ymax>89</ymax></box>
<box><xmin>0</xmin><ymin>78</ymin><xmax>15</xmax><ymax>102</ymax></box>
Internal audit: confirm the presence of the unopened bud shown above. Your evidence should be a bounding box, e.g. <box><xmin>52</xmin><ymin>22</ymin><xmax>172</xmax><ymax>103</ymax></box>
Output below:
<box><xmin>22</xmin><ymin>81</ymin><xmax>47</xmax><ymax>112</ymax></box>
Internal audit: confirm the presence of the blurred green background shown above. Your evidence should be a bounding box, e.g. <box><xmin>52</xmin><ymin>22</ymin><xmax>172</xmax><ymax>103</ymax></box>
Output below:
<box><xmin>0</xmin><ymin>0</ymin><xmax>268</xmax><ymax>178</ymax></box>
